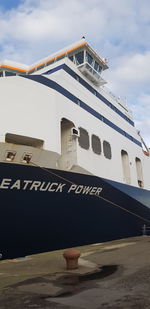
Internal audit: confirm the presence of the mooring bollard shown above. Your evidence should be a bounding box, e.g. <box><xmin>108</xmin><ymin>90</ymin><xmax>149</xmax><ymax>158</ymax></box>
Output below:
<box><xmin>63</xmin><ymin>249</ymin><xmax>81</xmax><ymax>270</ymax></box>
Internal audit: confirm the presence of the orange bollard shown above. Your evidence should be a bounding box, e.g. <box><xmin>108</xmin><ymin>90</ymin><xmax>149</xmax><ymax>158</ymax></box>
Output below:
<box><xmin>63</xmin><ymin>249</ymin><xmax>81</xmax><ymax>270</ymax></box>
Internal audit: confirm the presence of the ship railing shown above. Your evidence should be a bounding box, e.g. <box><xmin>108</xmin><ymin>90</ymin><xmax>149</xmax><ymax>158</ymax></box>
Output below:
<box><xmin>100</xmin><ymin>86</ymin><xmax>133</xmax><ymax>118</ymax></box>
<box><xmin>100</xmin><ymin>85</ymin><xmax>127</xmax><ymax>108</ymax></box>
<box><xmin>142</xmin><ymin>224</ymin><xmax>150</xmax><ymax>236</ymax></box>
<box><xmin>77</xmin><ymin>62</ymin><xmax>107</xmax><ymax>86</ymax></box>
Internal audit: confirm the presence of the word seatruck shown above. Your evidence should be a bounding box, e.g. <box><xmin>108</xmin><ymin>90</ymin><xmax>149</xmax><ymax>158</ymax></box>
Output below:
<box><xmin>0</xmin><ymin>178</ymin><xmax>103</xmax><ymax>196</ymax></box>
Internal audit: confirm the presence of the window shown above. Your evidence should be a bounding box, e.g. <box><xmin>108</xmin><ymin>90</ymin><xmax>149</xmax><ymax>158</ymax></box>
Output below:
<box><xmin>78</xmin><ymin>128</ymin><xmax>89</xmax><ymax>150</ymax></box>
<box><xmin>92</xmin><ymin>135</ymin><xmax>101</xmax><ymax>155</ymax></box>
<box><xmin>69</xmin><ymin>55</ymin><xmax>73</xmax><ymax>62</ymax></box>
<box><xmin>75</xmin><ymin>51</ymin><xmax>84</xmax><ymax>65</ymax></box>
<box><xmin>76</xmin><ymin>75</ymin><xmax>80</xmax><ymax>82</ymax></box>
<box><xmin>103</xmin><ymin>141</ymin><xmax>112</xmax><ymax>159</ymax></box>
<box><xmin>135</xmin><ymin>157</ymin><xmax>144</xmax><ymax>188</ymax></box>
<box><xmin>86</xmin><ymin>52</ymin><xmax>93</xmax><ymax>66</ymax></box>
<box><xmin>121</xmin><ymin>150</ymin><xmax>131</xmax><ymax>184</ymax></box>
<box><xmin>94</xmin><ymin>61</ymin><xmax>102</xmax><ymax>73</ymax></box>
<box><xmin>5</xmin><ymin>71</ymin><xmax>16</xmax><ymax>76</ymax></box>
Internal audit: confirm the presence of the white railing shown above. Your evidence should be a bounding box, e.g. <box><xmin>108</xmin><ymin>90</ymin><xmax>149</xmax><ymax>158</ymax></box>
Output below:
<box><xmin>77</xmin><ymin>62</ymin><xmax>106</xmax><ymax>86</ymax></box>
<box><xmin>99</xmin><ymin>86</ymin><xmax>133</xmax><ymax>119</ymax></box>
<box><xmin>100</xmin><ymin>86</ymin><xmax>127</xmax><ymax>108</ymax></box>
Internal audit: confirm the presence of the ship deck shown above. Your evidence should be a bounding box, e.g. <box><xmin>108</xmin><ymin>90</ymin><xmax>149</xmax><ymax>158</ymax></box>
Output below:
<box><xmin>0</xmin><ymin>236</ymin><xmax>150</xmax><ymax>308</ymax></box>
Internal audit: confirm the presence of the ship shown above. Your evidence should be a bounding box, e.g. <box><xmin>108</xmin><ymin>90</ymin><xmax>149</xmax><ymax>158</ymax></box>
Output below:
<box><xmin>0</xmin><ymin>38</ymin><xmax>150</xmax><ymax>260</ymax></box>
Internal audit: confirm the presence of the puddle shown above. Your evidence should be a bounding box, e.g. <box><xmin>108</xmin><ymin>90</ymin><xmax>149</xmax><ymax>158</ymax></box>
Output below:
<box><xmin>7</xmin><ymin>265</ymin><xmax>119</xmax><ymax>299</ymax></box>
<box><xmin>57</xmin><ymin>265</ymin><xmax>118</xmax><ymax>286</ymax></box>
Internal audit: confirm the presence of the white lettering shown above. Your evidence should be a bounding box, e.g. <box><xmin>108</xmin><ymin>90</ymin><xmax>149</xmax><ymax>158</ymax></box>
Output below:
<box><xmin>0</xmin><ymin>178</ymin><xmax>11</xmax><ymax>189</ymax></box>
<box><xmin>89</xmin><ymin>187</ymin><xmax>97</xmax><ymax>195</ymax></box>
<box><xmin>67</xmin><ymin>184</ymin><xmax>77</xmax><ymax>193</ymax></box>
<box><xmin>56</xmin><ymin>183</ymin><xmax>66</xmax><ymax>192</ymax></box>
<box><xmin>48</xmin><ymin>183</ymin><xmax>58</xmax><ymax>192</ymax></box>
<box><xmin>0</xmin><ymin>177</ymin><xmax>103</xmax><ymax>195</ymax></box>
<box><xmin>75</xmin><ymin>185</ymin><xmax>84</xmax><ymax>194</ymax></box>
<box><xmin>95</xmin><ymin>187</ymin><xmax>103</xmax><ymax>196</ymax></box>
<box><xmin>82</xmin><ymin>186</ymin><xmax>92</xmax><ymax>194</ymax></box>
<box><xmin>23</xmin><ymin>180</ymin><xmax>33</xmax><ymax>190</ymax></box>
<box><xmin>10</xmin><ymin>180</ymin><xmax>21</xmax><ymax>190</ymax></box>
<box><xmin>40</xmin><ymin>181</ymin><xmax>51</xmax><ymax>191</ymax></box>
<box><xmin>29</xmin><ymin>181</ymin><xmax>41</xmax><ymax>191</ymax></box>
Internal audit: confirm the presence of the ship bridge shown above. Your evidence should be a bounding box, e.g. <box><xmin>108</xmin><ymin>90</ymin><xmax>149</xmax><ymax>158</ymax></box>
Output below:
<box><xmin>0</xmin><ymin>38</ymin><xmax>108</xmax><ymax>86</ymax></box>
<box><xmin>67</xmin><ymin>40</ymin><xmax>108</xmax><ymax>86</ymax></box>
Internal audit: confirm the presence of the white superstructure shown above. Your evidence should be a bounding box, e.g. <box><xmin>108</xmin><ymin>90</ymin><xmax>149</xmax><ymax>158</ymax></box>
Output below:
<box><xmin>0</xmin><ymin>38</ymin><xmax>149</xmax><ymax>190</ymax></box>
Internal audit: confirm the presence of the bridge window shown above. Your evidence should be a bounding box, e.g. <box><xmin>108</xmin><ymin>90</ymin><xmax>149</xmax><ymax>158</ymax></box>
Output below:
<box><xmin>92</xmin><ymin>135</ymin><xmax>101</xmax><ymax>155</ymax></box>
<box><xmin>69</xmin><ymin>55</ymin><xmax>73</xmax><ymax>62</ymax></box>
<box><xmin>5</xmin><ymin>71</ymin><xmax>16</xmax><ymax>76</ymax></box>
<box><xmin>86</xmin><ymin>52</ymin><xmax>94</xmax><ymax>66</ymax></box>
<box><xmin>75</xmin><ymin>51</ymin><xmax>84</xmax><ymax>65</ymax></box>
<box><xmin>94</xmin><ymin>61</ymin><xmax>102</xmax><ymax>73</ymax></box>
<box><xmin>78</xmin><ymin>127</ymin><xmax>89</xmax><ymax>150</ymax></box>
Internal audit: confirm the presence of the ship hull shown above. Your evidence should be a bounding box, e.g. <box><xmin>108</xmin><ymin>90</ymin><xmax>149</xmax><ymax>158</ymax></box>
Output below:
<box><xmin>0</xmin><ymin>162</ymin><xmax>150</xmax><ymax>260</ymax></box>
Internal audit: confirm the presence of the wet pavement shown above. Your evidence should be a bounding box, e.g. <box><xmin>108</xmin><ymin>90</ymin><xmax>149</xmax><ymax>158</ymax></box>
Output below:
<box><xmin>0</xmin><ymin>236</ymin><xmax>150</xmax><ymax>308</ymax></box>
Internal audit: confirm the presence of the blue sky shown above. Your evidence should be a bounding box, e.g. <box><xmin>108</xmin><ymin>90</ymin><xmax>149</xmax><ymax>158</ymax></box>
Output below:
<box><xmin>0</xmin><ymin>0</ymin><xmax>22</xmax><ymax>10</ymax></box>
<box><xmin>0</xmin><ymin>0</ymin><xmax>150</xmax><ymax>146</ymax></box>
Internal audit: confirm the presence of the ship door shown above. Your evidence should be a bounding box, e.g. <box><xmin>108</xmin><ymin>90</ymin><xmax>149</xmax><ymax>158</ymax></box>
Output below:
<box><xmin>121</xmin><ymin>150</ymin><xmax>131</xmax><ymax>184</ymax></box>
<box><xmin>135</xmin><ymin>157</ymin><xmax>144</xmax><ymax>188</ymax></box>
<box><xmin>58</xmin><ymin>118</ymin><xmax>77</xmax><ymax>170</ymax></box>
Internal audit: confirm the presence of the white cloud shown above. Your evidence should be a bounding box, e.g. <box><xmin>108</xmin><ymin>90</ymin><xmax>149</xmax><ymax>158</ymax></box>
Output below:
<box><xmin>103</xmin><ymin>50</ymin><xmax>150</xmax><ymax>145</ymax></box>
<box><xmin>133</xmin><ymin>94</ymin><xmax>150</xmax><ymax>147</ymax></box>
<box><xmin>105</xmin><ymin>51</ymin><xmax>150</xmax><ymax>94</ymax></box>
<box><xmin>0</xmin><ymin>0</ymin><xmax>149</xmax><ymax>144</ymax></box>
<box><xmin>0</xmin><ymin>0</ymin><xmax>149</xmax><ymax>60</ymax></box>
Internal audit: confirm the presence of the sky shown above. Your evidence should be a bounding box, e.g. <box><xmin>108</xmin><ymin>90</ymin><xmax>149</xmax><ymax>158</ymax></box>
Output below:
<box><xmin>0</xmin><ymin>0</ymin><xmax>149</xmax><ymax>146</ymax></box>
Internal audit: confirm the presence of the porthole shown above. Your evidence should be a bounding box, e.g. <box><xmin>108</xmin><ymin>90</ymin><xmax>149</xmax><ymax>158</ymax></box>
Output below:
<box><xmin>92</xmin><ymin>135</ymin><xmax>101</xmax><ymax>155</ymax></box>
<box><xmin>78</xmin><ymin>128</ymin><xmax>89</xmax><ymax>150</ymax></box>
<box><xmin>103</xmin><ymin>140</ymin><xmax>112</xmax><ymax>159</ymax></box>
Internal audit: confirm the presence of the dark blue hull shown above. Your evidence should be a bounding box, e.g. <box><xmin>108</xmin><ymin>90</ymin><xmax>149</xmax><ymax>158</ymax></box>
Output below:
<box><xmin>0</xmin><ymin>162</ymin><xmax>150</xmax><ymax>260</ymax></box>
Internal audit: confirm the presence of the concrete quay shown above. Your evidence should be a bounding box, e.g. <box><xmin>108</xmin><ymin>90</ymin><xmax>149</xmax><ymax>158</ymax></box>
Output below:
<box><xmin>0</xmin><ymin>236</ymin><xmax>150</xmax><ymax>308</ymax></box>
